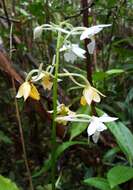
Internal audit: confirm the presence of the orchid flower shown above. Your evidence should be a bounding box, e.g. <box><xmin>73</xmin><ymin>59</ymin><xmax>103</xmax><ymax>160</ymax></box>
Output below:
<box><xmin>60</xmin><ymin>43</ymin><xmax>86</xmax><ymax>63</ymax></box>
<box><xmin>80</xmin><ymin>85</ymin><xmax>105</xmax><ymax>106</ymax></box>
<box><xmin>16</xmin><ymin>82</ymin><xmax>40</xmax><ymax>101</ymax></box>
<box><xmin>32</xmin><ymin>71</ymin><xmax>53</xmax><ymax>90</ymax></box>
<box><xmin>87</xmin><ymin>114</ymin><xmax>118</xmax><ymax>143</ymax></box>
<box><xmin>80</xmin><ymin>24</ymin><xmax>112</xmax><ymax>40</ymax></box>
<box><xmin>49</xmin><ymin>104</ymin><xmax>75</xmax><ymax>125</ymax></box>
<box><xmin>80</xmin><ymin>24</ymin><xmax>111</xmax><ymax>54</ymax></box>
<box><xmin>55</xmin><ymin>112</ymin><xmax>118</xmax><ymax>143</ymax></box>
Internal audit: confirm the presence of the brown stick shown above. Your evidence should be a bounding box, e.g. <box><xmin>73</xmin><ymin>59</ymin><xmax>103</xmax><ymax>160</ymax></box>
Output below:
<box><xmin>81</xmin><ymin>0</ymin><xmax>93</xmax><ymax>83</ymax></box>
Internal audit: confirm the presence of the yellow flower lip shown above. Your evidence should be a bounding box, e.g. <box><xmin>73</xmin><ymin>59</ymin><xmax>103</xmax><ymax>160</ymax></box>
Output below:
<box><xmin>29</xmin><ymin>83</ymin><xmax>40</xmax><ymax>100</ymax></box>
<box><xmin>16</xmin><ymin>81</ymin><xmax>40</xmax><ymax>101</ymax></box>
<box><xmin>80</xmin><ymin>85</ymin><xmax>105</xmax><ymax>106</ymax></box>
<box><xmin>41</xmin><ymin>73</ymin><xmax>53</xmax><ymax>90</ymax></box>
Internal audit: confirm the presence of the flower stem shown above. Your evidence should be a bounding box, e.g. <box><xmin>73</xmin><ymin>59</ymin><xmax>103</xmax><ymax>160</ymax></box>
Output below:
<box><xmin>51</xmin><ymin>31</ymin><xmax>61</xmax><ymax>190</ymax></box>
<box><xmin>58</xmin><ymin>72</ymin><xmax>89</xmax><ymax>87</ymax></box>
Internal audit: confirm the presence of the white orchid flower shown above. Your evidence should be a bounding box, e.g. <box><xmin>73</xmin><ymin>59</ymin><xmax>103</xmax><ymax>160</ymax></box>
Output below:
<box><xmin>87</xmin><ymin>114</ymin><xmax>118</xmax><ymax>143</ymax></box>
<box><xmin>60</xmin><ymin>43</ymin><xmax>86</xmax><ymax>63</ymax></box>
<box><xmin>80</xmin><ymin>24</ymin><xmax>112</xmax><ymax>40</ymax></box>
<box><xmin>80</xmin><ymin>24</ymin><xmax>111</xmax><ymax>55</ymax></box>
<box><xmin>55</xmin><ymin>111</ymin><xmax>118</xmax><ymax>143</ymax></box>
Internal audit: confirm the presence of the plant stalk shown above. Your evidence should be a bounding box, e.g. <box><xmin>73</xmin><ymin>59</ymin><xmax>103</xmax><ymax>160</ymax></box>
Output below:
<box><xmin>51</xmin><ymin>31</ymin><xmax>61</xmax><ymax>190</ymax></box>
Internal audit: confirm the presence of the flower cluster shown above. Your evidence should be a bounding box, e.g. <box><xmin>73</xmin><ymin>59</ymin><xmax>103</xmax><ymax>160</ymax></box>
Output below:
<box><xmin>16</xmin><ymin>22</ymin><xmax>117</xmax><ymax>143</ymax></box>
<box><xmin>16</xmin><ymin>70</ymin><xmax>53</xmax><ymax>101</ymax></box>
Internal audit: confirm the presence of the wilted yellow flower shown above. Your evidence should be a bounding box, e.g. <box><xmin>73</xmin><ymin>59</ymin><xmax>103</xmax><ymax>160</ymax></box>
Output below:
<box><xmin>57</xmin><ymin>104</ymin><xmax>74</xmax><ymax>116</ymax></box>
<box><xmin>80</xmin><ymin>85</ymin><xmax>105</xmax><ymax>106</ymax></box>
<box><xmin>49</xmin><ymin>104</ymin><xmax>75</xmax><ymax>125</ymax></box>
<box><xmin>16</xmin><ymin>82</ymin><xmax>40</xmax><ymax>101</ymax></box>
<box><xmin>57</xmin><ymin>104</ymin><xmax>75</xmax><ymax>125</ymax></box>
<box><xmin>41</xmin><ymin>73</ymin><xmax>53</xmax><ymax>90</ymax></box>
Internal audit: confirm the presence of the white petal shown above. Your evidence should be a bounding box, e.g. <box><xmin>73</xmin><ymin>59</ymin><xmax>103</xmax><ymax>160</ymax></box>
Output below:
<box><xmin>92</xmin><ymin>131</ymin><xmax>100</xmax><ymax>143</ymax></box>
<box><xmin>80</xmin><ymin>24</ymin><xmax>112</xmax><ymax>40</ymax></box>
<box><xmin>32</xmin><ymin>72</ymin><xmax>45</xmax><ymax>82</ymax></box>
<box><xmin>87</xmin><ymin>39</ymin><xmax>95</xmax><ymax>54</ymax></box>
<box><xmin>87</xmin><ymin>121</ymin><xmax>97</xmax><ymax>136</ymax></box>
<box><xmin>99</xmin><ymin>114</ymin><xmax>118</xmax><ymax>123</ymax></box>
<box><xmin>96</xmin><ymin>122</ymin><xmax>107</xmax><ymax>131</ymax></box>
<box><xmin>80</xmin><ymin>26</ymin><xmax>102</xmax><ymax>40</ymax></box>
<box><xmin>93</xmin><ymin>91</ymin><xmax>101</xmax><ymax>103</ymax></box>
<box><xmin>23</xmin><ymin>84</ymin><xmax>31</xmax><ymax>101</ymax></box>
<box><xmin>97</xmin><ymin>24</ymin><xmax>112</xmax><ymax>28</ymax></box>
<box><xmin>90</xmin><ymin>116</ymin><xmax>107</xmax><ymax>132</ymax></box>
<box><xmin>83</xmin><ymin>87</ymin><xmax>93</xmax><ymax>105</ymax></box>
<box><xmin>64</xmin><ymin>51</ymin><xmax>77</xmax><ymax>63</ymax></box>
<box><xmin>72</xmin><ymin>45</ymin><xmax>86</xmax><ymax>58</ymax></box>
<box><xmin>34</xmin><ymin>26</ymin><xmax>43</xmax><ymax>39</ymax></box>
<box><xmin>16</xmin><ymin>92</ymin><xmax>23</xmax><ymax>98</ymax></box>
<box><xmin>16</xmin><ymin>82</ymin><xmax>31</xmax><ymax>101</ymax></box>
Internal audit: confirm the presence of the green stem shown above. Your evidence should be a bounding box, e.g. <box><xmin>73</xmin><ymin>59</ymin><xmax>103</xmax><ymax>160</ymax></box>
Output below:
<box><xmin>51</xmin><ymin>31</ymin><xmax>61</xmax><ymax>190</ymax></box>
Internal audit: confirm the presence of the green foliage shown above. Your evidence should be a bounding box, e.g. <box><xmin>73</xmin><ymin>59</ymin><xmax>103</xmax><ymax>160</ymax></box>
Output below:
<box><xmin>107</xmin><ymin>122</ymin><xmax>133</xmax><ymax>163</ymax></box>
<box><xmin>106</xmin><ymin>69</ymin><xmax>124</xmax><ymax>75</ymax></box>
<box><xmin>55</xmin><ymin>141</ymin><xmax>87</xmax><ymax>160</ymax></box>
<box><xmin>107</xmin><ymin>166</ymin><xmax>133</xmax><ymax>188</ymax></box>
<box><xmin>0</xmin><ymin>131</ymin><xmax>12</xmax><ymax>144</ymax></box>
<box><xmin>103</xmin><ymin>147</ymin><xmax>120</xmax><ymax>162</ymax></box>
<box><xmin>83</xmin><ymin>177</ymin><xmax>120</xmax><ymax>190</ymax></box>
<box><xmin>0</xmin><ymin>175</ymin><xmax>19</xmax><ymax>190</ymax></box>
<box><xmin>32</xmin><ymin>141</ymin><xmax>87</xmax><ymax>178</ymax></box>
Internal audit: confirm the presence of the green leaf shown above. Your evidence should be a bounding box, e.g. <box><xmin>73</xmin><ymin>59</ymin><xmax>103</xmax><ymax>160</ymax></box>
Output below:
<box><xmin>69</xmin><ymin>105</ymin><xmax>90</xmax><ymax>140</ymax></box>
<box><xmin>0</xmin><ymin>175</ymin><xmax>19</xmax><ymax>190</ymax></box>
<box><xmin>83</xmin><ymin>177</ymin><xmax>120</xmax><ymax>190</ymax></box>
<box><xmin>96</xmin><ymin>108</ymin><xmax>133</xmax><ymax>163</ymax></box>
<box><xmin>0</xmin><ymin>131</ymin><xmax>12</xmax><ymax>144</ymax></box>
<box><xmin>103</xmin><ymin>147</ymin><xmax>120</xmax><ymax>162</ymax></box>
<box><xmin>32</xmin><ymin>141</ymin><xmax>87</xmax><ymax>178</ymax></box>
<box><xmin>126</xmin><ymin>88</ymin><xmax>133</xmax><ymax>103</ymax></box>
<box><xmin>107</xmin><ymin>122</ymin><xmax>133</xmax><ymax>163</ymax></box>
<box><xmin>55</xmin><ymin>141</ymin><xmax>87</xmax><ymax>160</ymax></box>
<box><xmin>106</xmin><ymin>69</ymin><xmax>124</xmax><ymax>75</ymax></box>
<box><xmin>93</xmin><ymin>71</ymin><xmax>107</xmax><ymax>82</ymax></box>
<box><xmin>32</xmin><ymin>158</ymin><xmax>51</xmax><ymax>178</ymax></box>
<box><xmin>107</xmin><ymin>166</ymin><xmax>133</xmax><ymax>188</ymax></box>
